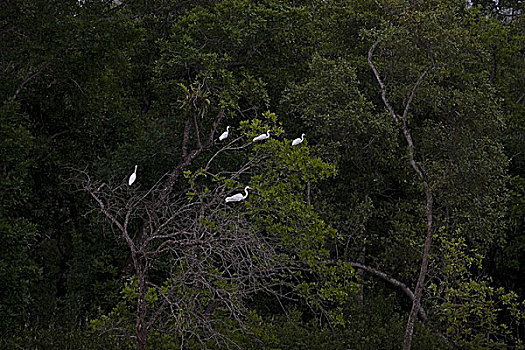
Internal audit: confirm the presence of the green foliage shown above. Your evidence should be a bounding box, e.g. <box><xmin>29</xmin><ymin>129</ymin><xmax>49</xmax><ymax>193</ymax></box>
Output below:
<box><xmin>2</xmin><ymin>324</ymin><xmax>124</xmax><ymax>350</ymax></box>
<box><xmin>1</xmin><ymin>0</ymin><xmax>524</xmax><ymax>348</ymax></box>
<box><xmin>0</xmin><ymin>217</ymin><xmax>40</xmax><ymax>334</ymax></box>
<box><xmin>0</xmin><ymin>100</ymin><xmax>42</xmax><ymax>334</ymax></box>
<box><xmin>429</xmin><ymin>232</ymin><xmax>525</xmax><ymax>349</ymax></box>
<box><xmin>229</xmin><ymin>297</ymin><xmax>448</xmax><ymax>350</ymax></box>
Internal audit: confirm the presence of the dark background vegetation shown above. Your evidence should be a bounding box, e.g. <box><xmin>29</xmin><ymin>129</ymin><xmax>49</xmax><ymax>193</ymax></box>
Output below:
<box><xmin>1</xmin><ymin>0</ymin><xmax>524</xmax><ymax>348</ymax></box>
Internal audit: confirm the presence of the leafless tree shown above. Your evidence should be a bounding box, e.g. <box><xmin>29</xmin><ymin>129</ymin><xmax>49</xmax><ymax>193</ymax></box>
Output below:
<box><xmin>71</xmin><ymin>81</ymin><xmax>327</xmax><ymax>349</ymax></box>
<box><xmin>84</xmin><ymin>170</ymin><xmax>299</xmax><ymax>348</ymax></box>
<box><xmin>75</xmin><ymin>133</ymin><xmax>304</xmax><ymax>349</ymax></box>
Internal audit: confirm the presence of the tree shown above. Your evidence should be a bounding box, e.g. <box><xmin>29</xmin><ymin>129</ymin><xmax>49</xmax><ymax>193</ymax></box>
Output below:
<box><xmin>280</xmin><ymin>0</ymin><xmax>523</xmax><ymax>348</ymax></box>
<box><xmin>77</xmin><ymin>102</ymin><xmax>351</xmax><ymax>348</ymax></box>
<box><xmin>364</xmin><ymin>1</ymin><xmax>517</xmax><ymax>348</ymax></box>
<box><xmin>367</xmin><ymin>34</ymin><xmax>436</xmax><ymax>350</ymax></box>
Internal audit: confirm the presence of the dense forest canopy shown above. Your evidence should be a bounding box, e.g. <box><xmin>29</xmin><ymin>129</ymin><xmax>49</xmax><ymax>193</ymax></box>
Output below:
<box><xmin>1</xmin><ymin>0</ymin><xmax>524</xmax><ymax>349</ymax></box>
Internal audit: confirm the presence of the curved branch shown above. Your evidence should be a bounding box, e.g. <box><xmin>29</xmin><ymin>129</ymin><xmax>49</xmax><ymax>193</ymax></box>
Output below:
<box><xmin>368</xmin><ymin>40</ymin><xmax>399</xmax><ymax>124</ymax></box>
<box><xmin>402</xmin><ymin>51</ymin><xmax>435</xmax><ymax>120</ymax></box>
<box><xmin>349</xmin><ymin>261</ymin><xmax>427</xmax><ymax>321</ymax></box>
<box><xmin>204</xmin><ymin>136</ymin><xmax>251</xmax><ymax>171</ymax></box>
<box><xmin>326</xmin><ymin>260</ymin><xmax>427</xmax><ymax>321</ymax></box>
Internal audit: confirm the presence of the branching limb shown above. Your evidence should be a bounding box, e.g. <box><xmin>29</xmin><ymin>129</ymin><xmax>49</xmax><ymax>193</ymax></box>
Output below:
<box><xmin>75</xmin><ymin>170</ymin><xmax>138</xmax><ymax>256</ymax></box>
<box><xmin>368</xmin><ymin>39</ymin><xmax>434</xmax><ymax>183</ymax></box>
<box><xmin>324</xmin><ymin>259</ymin><xmax>427</xmax><ymax>320</ymax></box>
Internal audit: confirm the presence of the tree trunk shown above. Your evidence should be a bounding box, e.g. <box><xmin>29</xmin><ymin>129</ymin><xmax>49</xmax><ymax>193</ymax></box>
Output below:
<box><xmin>402</xmin><ymin>190</ymin><xmax>433</xmax><ymax>350</ymax></box>
<box><xmin>136</xmin><ymin>264</ymin><xmax>148</xmax><ymax>350</ymax></box>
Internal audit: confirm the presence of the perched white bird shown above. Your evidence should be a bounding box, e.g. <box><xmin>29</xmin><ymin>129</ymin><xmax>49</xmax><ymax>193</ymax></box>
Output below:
<box><xmin>292</xmin><ymin>133</ymin><xmax>305</xmax><ymax>146</ymax></box>
<box><xmin>253</xmin><ymin>130</ymin><xmax>270</xmax><ymax>142</ymax></box>
<box><xmin>219</xmin><ymin>126</ymin><xmax>230</xmax><ymax>141</ymax></box>
<box><xmin>225</xmin><ymin>186</ymin><xmax>252</xmax><ymax>203</ymax></box>
<box><xmin>128</xmin><ymin>165</ymin><xmax>137</xmax><ymax>186</ymax></box>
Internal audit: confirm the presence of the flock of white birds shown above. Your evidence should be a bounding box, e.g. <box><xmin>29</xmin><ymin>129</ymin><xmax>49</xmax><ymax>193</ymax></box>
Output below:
<box><xmin>128</xmin><ymin>126</ymin><xmax>305</xmax><ymax>203</ymax></box>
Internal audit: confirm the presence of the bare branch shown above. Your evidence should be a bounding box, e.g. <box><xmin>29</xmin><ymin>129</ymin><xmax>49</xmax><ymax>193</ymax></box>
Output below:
<box><xmin>368</xmin><ymin>39</ymin><xmax>429</xmax><ymax>182</ymax></box>
<box><xmin>368</xmin><ymin>40</ymin><xmax>399</xmax><ymax>124</ymax></box>
<box><xmin>402</xmin><ymin>52</ymin><xmax>435</xmax><ymax>120</ymax></box>
<box><xmin>345</xmin><ymin>261</ymin><xmax>427</xmax><ymax>321</ymax></box>
<box><xmin>204</xmin><ymin>136</ymin><xmax>251</xmax><ymax>171</ymax></box>
<box><xmin>77</xmin><ymin>172</ymin><xmax>138</xmax><ymax>255</ymax></box>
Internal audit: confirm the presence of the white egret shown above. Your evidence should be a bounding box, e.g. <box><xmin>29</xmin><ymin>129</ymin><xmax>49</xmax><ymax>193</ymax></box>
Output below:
<box><xmin>292</xmin><ymin>133</ymin><xmax>305</xmax><ymax>146</ymax></box>
<box><xmin>253</xmin><ymin>130</ymin><xmax>270</xmax><ymax>142</ymax></box>
<box><xmin>225</xmin><ymin>186</ymin><xmax>252</xmax><ymax>203</ymax></box>
<box><xmin>219</xmin><ymin>126</ymin><xmax>230</xmax><ymax>141</ymax></box>
<box><xmin>128</xmin><ymin>165</ymin><xmax>137</xmax><ymax>186</ymax></box>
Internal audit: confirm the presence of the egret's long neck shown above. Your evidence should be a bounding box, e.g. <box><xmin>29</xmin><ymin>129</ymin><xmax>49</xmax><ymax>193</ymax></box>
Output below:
<box><xmin>134</xmin><ymin>165</ymin><xmax>138</xmax><ymax>172</ymax></box>
<box><xmin>243</xmin><ymin>187</ymin><xmax>250</xmax><ymax>199</ymax></box>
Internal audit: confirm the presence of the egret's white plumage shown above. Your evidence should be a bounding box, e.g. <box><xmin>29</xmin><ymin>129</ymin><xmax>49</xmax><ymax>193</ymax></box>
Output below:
<box><xmin>219</xmin><ymin>126</ymin><xmax>230</xmax><ymax>141</ymax></box>
<box><xmin>292</xmin><ymin>133</ymin><xmax>305</xmax><ymax>146</ymax></box>
<box><xmin>253</xmin><ymin>130</ymin><xmax>270</xmax><ymax>142</ymax></box>
<box><xmin>128</xmin><ymin>165</ymin><xmax>137</xmax><ymax>186</ymax></box>
<box><xmin>225</xmin><ymin>186</ymin><xmax>251</xmax><ymax>202</ymax></box>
